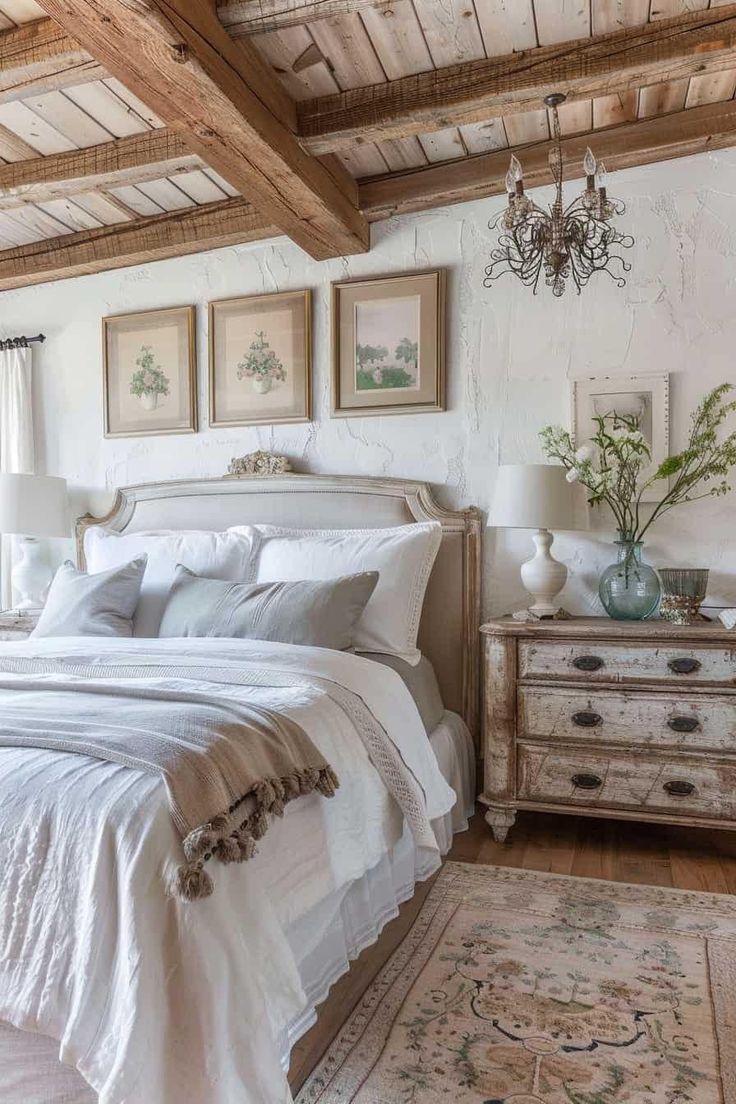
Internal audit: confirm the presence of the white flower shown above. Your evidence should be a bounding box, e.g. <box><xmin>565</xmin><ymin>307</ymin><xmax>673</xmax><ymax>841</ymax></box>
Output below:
<box><xmin>575</xmin><ymin>445</ymin><xmax>595</xmax><ymax>463</ymax></box>
<box><xmin>565</xmin><ymin>468</ymin><xmax>580</xmax><ymax>483</ymax></box>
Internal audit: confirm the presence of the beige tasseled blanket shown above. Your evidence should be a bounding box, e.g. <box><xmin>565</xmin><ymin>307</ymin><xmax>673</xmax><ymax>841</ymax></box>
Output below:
<box><xmin>0</xmin><ymin>669</ymin><xmax>338</xmax><ymax>901</ymax></box>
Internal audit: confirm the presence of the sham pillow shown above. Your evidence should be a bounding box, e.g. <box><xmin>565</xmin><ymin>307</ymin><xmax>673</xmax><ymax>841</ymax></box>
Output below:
<box><xmin>32</xmin><ymin>557</ymin><xmax>147</xmax><ymax>638</ymax></box>
<box><xmin>158</xmin><ymin>566</ymin><xmax>379</xmax><ymax>649</ymax></box>
<box><xmin>246</xmin><ymin>522</ymin><xmax>442</xmax><ymax>664</ymax></box>
<box><xmin>84</xmin><ymin>527</ymin><xmax>259</xmax><ymax>637</ymax></box>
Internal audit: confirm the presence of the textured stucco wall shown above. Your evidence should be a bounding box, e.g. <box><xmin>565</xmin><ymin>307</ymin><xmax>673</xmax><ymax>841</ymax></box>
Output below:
<box><xmin>1</xmin><ymin>149</ymin><xmax>735</xmax><ymax>617</ymax></box>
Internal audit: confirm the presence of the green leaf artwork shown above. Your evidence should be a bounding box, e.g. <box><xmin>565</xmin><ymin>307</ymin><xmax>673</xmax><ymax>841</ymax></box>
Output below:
<box><xmin>129</xmin><ymin>345</ymin><xmax>171</xmax><ymax>400</ymax></box>
<box><xmin>236</xmin><ymin>331</ymin><xmax>287</xmax><ymax>384</ymax></box>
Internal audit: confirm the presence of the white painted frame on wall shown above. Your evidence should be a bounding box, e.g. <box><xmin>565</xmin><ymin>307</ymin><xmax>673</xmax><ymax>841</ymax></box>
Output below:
<box><xmin>570</xmin><ymin>373</ymin><xmax>670</xmax><ymax>503</ymax></box>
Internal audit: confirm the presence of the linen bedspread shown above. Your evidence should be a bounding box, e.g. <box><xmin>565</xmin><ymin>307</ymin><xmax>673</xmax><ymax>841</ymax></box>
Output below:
<box><xmin>0</xmin><ymin>637</ymin><xmax>455</xmax><ymax>1104</ymax></box>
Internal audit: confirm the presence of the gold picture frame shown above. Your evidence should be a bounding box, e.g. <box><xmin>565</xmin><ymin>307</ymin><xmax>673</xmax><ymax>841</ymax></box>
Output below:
<box><xmin>331</xmin><ymin>269</ymin><xmax>445</xmax><ymax>417</ymax></box>
<box><xmin>209</xmin><ymin>290</ymin><xmax>312</xmax><ymax>428</ymax></box>
<box><xmin>102</xmin><ymin>305</ymin><xmax>197</xmax><ymax>438</ymax></box>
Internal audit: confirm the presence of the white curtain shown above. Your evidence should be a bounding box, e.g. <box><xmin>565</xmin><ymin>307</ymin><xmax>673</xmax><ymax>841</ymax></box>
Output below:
<box><xmin>0</xmin><ymin>346</ymin><xmax>35</xmax><ymax>608</ymax></box>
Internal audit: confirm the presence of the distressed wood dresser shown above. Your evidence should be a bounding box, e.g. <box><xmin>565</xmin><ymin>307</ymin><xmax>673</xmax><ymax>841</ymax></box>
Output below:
<box><xmin>480</xmin><ymin>617</ymin><xmax>736</xmax><ymax>841</ymax></box>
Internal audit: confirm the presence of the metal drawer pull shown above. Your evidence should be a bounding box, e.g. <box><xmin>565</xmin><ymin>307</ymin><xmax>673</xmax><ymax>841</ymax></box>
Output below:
<box><xmin>572</xmin><ymin>772</ymin><xmax>603</xmax><ymax>789</ymax></box>
<box><xmin>663</xmin><ymin>779</ymin><xmax>695</xmax><ymax>797</ymax></box>
<box><xmin>572</xmin><ymin>711</ymin><xmax>602</xmax><ymax>727</ymax></box>
<box><xmin>667</xmin><ymin>716</ymin><xmax>700</xmax><ymax>733</ymax></box>
<box><xmin>668</xmin><ymin>657</ymin><xmax>701</xmax><ymax>675</ymax></box>
<box><xmin>572</xmin><ymin>655</ymin><xmax>604</xmax><ymax>672</ymax></box>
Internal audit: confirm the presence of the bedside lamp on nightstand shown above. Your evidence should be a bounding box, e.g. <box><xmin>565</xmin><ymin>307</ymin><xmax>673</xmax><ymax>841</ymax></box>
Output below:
<box><xmin>0</xmin><ymin>473</ymin><xmax>68</xmax><ymax>610</ymax></box>
<box><xmin>489</xmin><ymin>463</ymin><xmax>580</xmax><ymax>620</ymax></box>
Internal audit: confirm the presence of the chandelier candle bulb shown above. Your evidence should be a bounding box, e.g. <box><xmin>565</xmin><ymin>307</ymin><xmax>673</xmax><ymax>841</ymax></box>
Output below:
<box><xmin>505</xmin><ymin>167</ymin><xmax>515</xmax><ymax>195</ymax></box>
<box><xmin>596</xmin><ymin>162</ymin><xmax>607</xmax><ymax>202</ymax></box>
<box><xmin>584</xmin><ymin>147</ymin><xmax>597</xmax><ymax>189</ymax></box>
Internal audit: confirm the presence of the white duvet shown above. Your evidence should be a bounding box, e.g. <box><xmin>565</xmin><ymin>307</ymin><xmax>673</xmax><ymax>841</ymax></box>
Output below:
<box><xmin>0</xmin><ymin>637</ymin><xmax>455</xmax><ymax>1104</ymax></box>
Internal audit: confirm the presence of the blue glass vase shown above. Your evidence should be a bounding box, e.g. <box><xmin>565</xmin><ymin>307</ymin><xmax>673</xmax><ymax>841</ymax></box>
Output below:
<box><xmin>599</xmin><ymin>537</ymin><xmax>661</xmax><ymax>621</ymax></box>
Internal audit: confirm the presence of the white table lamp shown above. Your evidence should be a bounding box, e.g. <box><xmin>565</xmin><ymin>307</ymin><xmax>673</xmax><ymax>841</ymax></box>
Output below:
<box><xmin>489</xmin><ymin>464</ymin><xmax>579</xmax><ymax>619</ymax></box>
<box><xmin>0</xmin><ymin>473</ymin><xmax>69</xmax><ymax>609</ymax></box>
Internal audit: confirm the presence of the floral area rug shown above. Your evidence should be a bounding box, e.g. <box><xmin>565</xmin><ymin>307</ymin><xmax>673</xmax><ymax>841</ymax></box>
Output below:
<box><xmin>297</xmin><ymin>861</ymin><xmax>736</xmax><ymax>1104</ymax></box>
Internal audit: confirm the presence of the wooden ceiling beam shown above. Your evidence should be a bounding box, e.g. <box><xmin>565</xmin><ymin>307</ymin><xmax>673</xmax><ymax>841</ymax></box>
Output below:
<box><xmin>359</xmin><ymin>99</ymin><xmax>736</xmax><ymax>221</ymax></box>
<box><xmin>0</xmin><ymin>0</ymin><xmax>376</xmax><ymax>105</ymax></box>
<box><xmin>0</xmin><ymin>197</ymin><xmax>277</xmax><ymax>290</ymax></box>
<box><xmin>298</xmin><ymin>3</ymin><xmax>736</xmax><ymax>153</ymax></box>
<box><xmin>218</xmin><ymin>0</ymin><xmax>382</xmax><ymax>36</ymax></box>
<box><xmin>0</xmin><ymin>131</ymin><xmax>201</xmax><ymax>209</ymax></box>
<box><xmin>35</xmin><ymin>0</ymin><xmax>368</xmax><ymax>260</ymax></box>
<box><xmin>1</xmin><ymin>99</ymin><xmax>734</xmax><ymax>290</ymax></box>
<box><xmin>0</xmin><ymin>18</ymin><xmax>104</xmax><ymax>102</ymax></box>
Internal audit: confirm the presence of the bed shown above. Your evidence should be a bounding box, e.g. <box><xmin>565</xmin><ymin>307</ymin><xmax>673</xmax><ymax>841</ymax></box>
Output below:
<box><xmin>0</xmin><ymin>466</ymin><xmax>481</xmax><ymax>1104</ymax></box>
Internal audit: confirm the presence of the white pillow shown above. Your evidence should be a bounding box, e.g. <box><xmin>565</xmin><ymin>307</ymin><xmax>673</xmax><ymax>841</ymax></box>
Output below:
<box><xmin>84</xmin><ymin>527</ymin><xmax>260</xmax><ymax>637</ymax></box>
<box><xmin>247</xmin><ymin>522</ymin><xmax>442</xmax><ymax>664</ymax></box>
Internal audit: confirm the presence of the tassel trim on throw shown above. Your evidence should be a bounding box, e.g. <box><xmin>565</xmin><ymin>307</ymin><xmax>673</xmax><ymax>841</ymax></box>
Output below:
<box><xmin>174</xmin><ymin>765</ymin><xmax>339</xmax><ymax>901</ymax></box>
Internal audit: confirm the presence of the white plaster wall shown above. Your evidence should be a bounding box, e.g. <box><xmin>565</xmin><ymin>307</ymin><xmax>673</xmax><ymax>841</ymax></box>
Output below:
<box><xmin>1</xmin><ymin>148</ymin><xmax>735</xmax><ymax>617</ymax></box>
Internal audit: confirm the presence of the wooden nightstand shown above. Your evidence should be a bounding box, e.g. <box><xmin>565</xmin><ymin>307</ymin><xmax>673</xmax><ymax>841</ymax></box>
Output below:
<box><xmin>0</xmin><ymin>609</ymin><xmax>39</xmax><ymax>641</ymax></box>
<box><xmin>480</xmin><ymin>616</ymin><xmax>736</xmax><ymax>842</ymax></box>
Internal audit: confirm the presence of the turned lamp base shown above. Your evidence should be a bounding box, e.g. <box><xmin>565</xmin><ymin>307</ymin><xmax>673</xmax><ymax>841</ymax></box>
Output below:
<box><xmin>516</xmin><ymin>527</ymin><xmax>571</xmax><ymax>620</ymax></box>
<box><xmin>12</xmin><ymin>536</ymin><xmax>52</xmax><ymax>609</ymax></box>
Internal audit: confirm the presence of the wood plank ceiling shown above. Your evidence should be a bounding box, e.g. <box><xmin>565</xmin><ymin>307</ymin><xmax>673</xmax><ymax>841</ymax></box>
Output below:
<box><xmin>0</xmin><ymin>0</ymin><xmax>733</xmax><ymax>286</ymax></box>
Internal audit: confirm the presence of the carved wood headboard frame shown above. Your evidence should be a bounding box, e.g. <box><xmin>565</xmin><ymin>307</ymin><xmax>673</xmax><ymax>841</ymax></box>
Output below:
<box><xmin>77</xmin><ymin>467</ymin><xmax>482</xmax><ymax>742</ymax></box>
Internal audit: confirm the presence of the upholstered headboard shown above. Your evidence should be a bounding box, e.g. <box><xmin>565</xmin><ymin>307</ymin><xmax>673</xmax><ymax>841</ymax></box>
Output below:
<box><xmin>77</xmin><ymin>466</ymin><xmax>482</xmax><ymax>741</ymax></box>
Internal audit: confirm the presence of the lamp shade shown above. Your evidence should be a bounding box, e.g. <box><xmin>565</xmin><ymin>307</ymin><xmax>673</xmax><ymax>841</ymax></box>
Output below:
<box><xmin>489</xmin><ymin>464</ymin><xmax>577</xmax><ymax>530</ymax></box>
<box><xmin>0</xmin><ymin>473</ymin><xmax>68</xmax><ymax>538</ymax></box>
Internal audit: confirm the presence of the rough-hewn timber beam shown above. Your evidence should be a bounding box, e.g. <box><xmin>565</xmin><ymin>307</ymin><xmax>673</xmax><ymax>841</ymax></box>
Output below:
<box><xmin>299</xmin><ymin>3</ymin><xmax>736</xmax><ymax>153</ymax></box>
<box><xmin>36</xmin><ymin>0</ymin><xmax>368</xmax><ymax>260</ymax></box>
<box><xmin>0</xmin><ymin>17</ymin><xmax>104</xmax><ymax>102</ymax></box>
<box><xmin>217</xmin><ymin>0</ymin><xmax>383</xmax><ymax>36</ymax></box>
<box><xmin>3</xmin><ymin>100</ymin><xmax>733</xmax><ymax>291</ymax></box>
<box><xmin>359</xmin><ymin>100</ymin><xmax>736</xmax><ymax>221</ymax></box>
<box><xmin>0</xmin><ymin>197</ymin><xmax>277</xmax><ymax>290</ymax></box>
<box><xmin>0</xmin><ymin>131</ymin><xmax>201</xmax><ymax>209</ymax></box>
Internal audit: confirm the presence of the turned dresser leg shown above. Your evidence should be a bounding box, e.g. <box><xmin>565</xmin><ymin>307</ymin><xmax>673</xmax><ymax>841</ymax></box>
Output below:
<box><xmin>484</xmin><ymin>806</ymin><xmax>517</xmax><ymax>843</ymax></box>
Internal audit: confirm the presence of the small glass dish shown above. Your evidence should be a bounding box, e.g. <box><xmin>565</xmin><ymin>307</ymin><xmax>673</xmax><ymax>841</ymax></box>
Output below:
<box><xmin>659</xmin><ymin>568</ymin><xmax>709</xmax><ymax>625</ymax></box>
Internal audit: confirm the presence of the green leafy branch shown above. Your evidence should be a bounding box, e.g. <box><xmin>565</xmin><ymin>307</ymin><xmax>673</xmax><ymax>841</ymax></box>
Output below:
<box><xmin>540</xmin><ymin>383</ymin><xmax>736</xmax><ymax>543</ymax></box>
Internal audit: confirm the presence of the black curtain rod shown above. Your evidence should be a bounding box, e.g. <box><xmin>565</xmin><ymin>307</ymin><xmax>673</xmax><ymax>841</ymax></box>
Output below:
<box><xmin>0</xmin><ymin>334</ymin><xmax>45</xmax><ymax>351</ymax></box>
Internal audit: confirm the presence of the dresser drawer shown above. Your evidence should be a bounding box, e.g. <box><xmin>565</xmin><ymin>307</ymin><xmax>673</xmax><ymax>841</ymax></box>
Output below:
<box><xmin>518</xmin><ymin>685</ymin><xmax>736</xmax><ymax>753</ymax></box>
<box><xmin>517</xmin><ymin>742</ymin><xmax>736</xmax><ymax>821</ymax></box>
<box><xmin>519</xmin><ymin>639</ymin><xmax>736</xmax><ymax>686</ymax></box>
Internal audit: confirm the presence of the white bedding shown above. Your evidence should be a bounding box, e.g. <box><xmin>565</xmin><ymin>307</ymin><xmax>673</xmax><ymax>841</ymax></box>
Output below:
<box><xmin>0</xmin><ymin>637</ymin><xmax>457</xmax><ymax>1104</ymax></box>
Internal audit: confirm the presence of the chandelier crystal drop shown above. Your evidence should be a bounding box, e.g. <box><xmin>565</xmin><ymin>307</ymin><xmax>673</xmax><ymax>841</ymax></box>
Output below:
<box><xmin>484</xmin><ymin>93</ymin><xmax>634</xmax><ymax>297</ymax></box>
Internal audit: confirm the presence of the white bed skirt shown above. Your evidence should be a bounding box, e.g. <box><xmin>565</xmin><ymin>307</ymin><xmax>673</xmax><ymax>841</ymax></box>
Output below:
<box><xmin>0</xmin><ymin>710</ymin><xmax>475</xmax><ymax>1104</ymax></box>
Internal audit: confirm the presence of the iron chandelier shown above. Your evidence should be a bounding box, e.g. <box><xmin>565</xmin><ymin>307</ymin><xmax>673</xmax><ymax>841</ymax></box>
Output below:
<box><xmin>484</xmin><ymin>92</ymin><xmax>634</xmax><ymax>297</ymax></box>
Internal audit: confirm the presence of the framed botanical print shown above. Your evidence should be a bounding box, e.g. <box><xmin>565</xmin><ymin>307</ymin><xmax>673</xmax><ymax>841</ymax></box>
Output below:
<box><xmin>331</xmin><ymin>270</ymin><xmax>445</xmax><ymax>417</ymax></box>
<box><xmin>209</xmin><ymin>290</ymin><xmax>311</xmax><ymax>427</ymax></box>
<box><xmin>103</xmin><ymin>306</ymin><xmax>197</xmax><ymax>438</ymax></box>
<box><xmin>571</xmin><ymin>373</ymin><xmax>670</xmax><ymax>502</ymax></box>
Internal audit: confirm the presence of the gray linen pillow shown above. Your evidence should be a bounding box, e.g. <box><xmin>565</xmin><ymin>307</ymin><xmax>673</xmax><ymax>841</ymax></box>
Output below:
<box><xmin>32</xmin><ymin>557</ymin><xmax>148</xmax><ymax>638</ymax></box>
<box><xmin>158</xmin><ymin>566</ymin><xmax>379</xmax><ymax>650</ymax></box>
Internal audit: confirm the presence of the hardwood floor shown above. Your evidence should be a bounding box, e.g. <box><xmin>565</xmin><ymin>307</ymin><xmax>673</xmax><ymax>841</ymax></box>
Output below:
<box><xmin>287</xmin><ymin>807</ymin><xmax>736</xmax><ymax>1092</ymax></box>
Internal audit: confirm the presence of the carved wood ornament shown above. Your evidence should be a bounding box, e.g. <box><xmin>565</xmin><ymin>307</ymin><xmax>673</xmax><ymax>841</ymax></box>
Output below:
<box><xmin>227</xmin><ymin>451</ymin><xmax>292</xmax><ymax>476</ymax></box>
